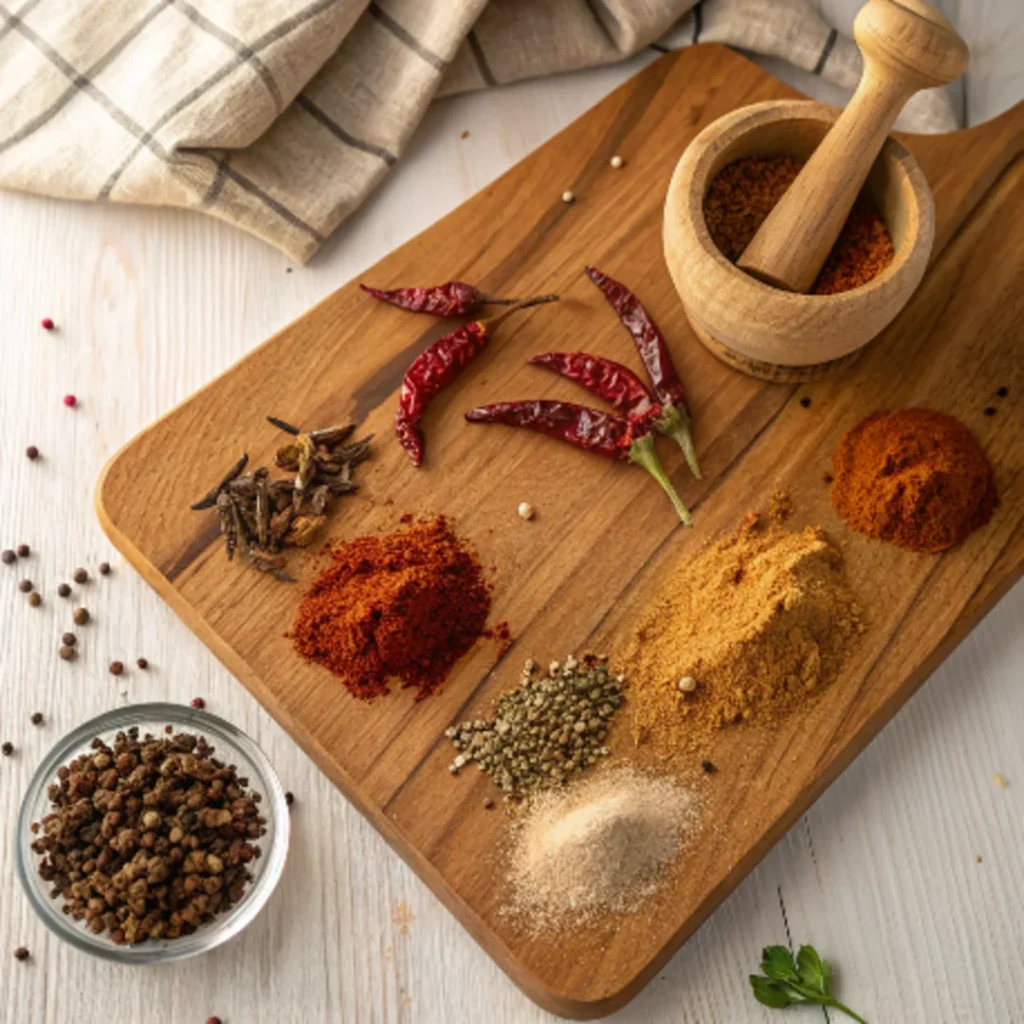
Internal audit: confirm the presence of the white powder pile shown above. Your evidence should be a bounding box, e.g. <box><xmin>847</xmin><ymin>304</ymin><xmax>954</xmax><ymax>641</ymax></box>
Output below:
<box><xmin>504</xmin><ymin>766</ymin><xmax>698</xmax><ymax>931</ymax></box>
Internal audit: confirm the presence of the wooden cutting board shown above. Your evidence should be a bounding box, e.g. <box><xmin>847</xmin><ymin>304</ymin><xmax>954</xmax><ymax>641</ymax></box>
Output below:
<box><xmin>97</xmin><ymin>46</ymin><xmax>1024</xmax><ymax>1018</ymax></box>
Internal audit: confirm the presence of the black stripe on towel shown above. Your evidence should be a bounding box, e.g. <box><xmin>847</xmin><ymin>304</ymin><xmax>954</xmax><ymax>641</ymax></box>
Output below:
<box><xmin>813</xmin><ymin>28</ymin><xmax>838</xmax><ymax>75</ymax></box>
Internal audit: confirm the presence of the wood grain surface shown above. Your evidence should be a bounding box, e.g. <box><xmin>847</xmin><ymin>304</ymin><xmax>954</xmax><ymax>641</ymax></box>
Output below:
<box><xmin>92</xmin><ymin>46</ymin><xmax>1024</xmax><ymax>1017</ymax></box>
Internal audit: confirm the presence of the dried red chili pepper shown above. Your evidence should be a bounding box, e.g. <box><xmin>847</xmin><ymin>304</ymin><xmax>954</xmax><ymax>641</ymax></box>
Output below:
<box><xmin>465</xmin><ymin>399</ymin><xmax>691</xmax><ymax>525</ymax></box>
<box><xmin>396</xmin><ymin>294</ymin><xmax>558</xmax><ymax>466</ymax></box>
<box><xmin>584</xmin><ymin>266</ymin><xmax>701</xmax><ymax>480</ymax></box>
<box><xmin>528</xmin><ymin>351</ymin><xmax>658</xmax><ymax>417</ymax></box>
<box><xmin>361</xmin><ymin>280</ymin><xmax>517</xmax><ymax>317</ymax></box>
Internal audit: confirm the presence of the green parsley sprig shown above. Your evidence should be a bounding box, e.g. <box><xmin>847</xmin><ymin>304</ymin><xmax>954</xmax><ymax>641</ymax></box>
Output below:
<box><xmin>750</xmin><ymin>944</ymin><xmax>868</xmax><ymax>1023</ymax></box>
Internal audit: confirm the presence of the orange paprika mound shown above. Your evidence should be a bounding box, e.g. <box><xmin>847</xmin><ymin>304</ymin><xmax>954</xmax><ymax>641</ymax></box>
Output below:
<box><xmin>291</xmin><ymin>516</ymin><xmax>492</xmax><ymax>700</ymax></box>
<box><xmin>830</xmin><ymin>408</ymin><xmax>997</xmax><ymax>553</ymax></box>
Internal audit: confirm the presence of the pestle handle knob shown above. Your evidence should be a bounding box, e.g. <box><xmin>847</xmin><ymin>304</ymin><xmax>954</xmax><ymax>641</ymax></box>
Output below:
<box><xmin>735</xmin><ymin>0</ymin><xmax>968</xmax><ymax>294</ymax></box>
<box><xmin>857</xmin><ymin>0</ymin><xmax>970</xmax><ymax>90</ymax></box>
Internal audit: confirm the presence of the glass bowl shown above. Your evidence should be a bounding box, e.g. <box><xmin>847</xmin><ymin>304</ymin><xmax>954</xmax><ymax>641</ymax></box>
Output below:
<box><xmin>16</xmin><ymin>703</ymin><xmax>289</xmax><ymax>964</ymax></box>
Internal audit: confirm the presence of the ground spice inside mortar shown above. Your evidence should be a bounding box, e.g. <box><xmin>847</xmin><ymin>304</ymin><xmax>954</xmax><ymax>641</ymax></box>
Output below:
<box><xmin>623</xmin><ymin>511</ymin><xmax>864</xmax><ymax>756</ymax></box>
<box><xmin>830</xmin><ymin>408</ymin><xmax>997</xmax><ymax>553</ymax></box>
<box><xmin>703</xmin><ymin>156</ymin><xmax>894</xmax><ymax>294</ymax></box>
<box><xmin>504</xmin><ymin>766</ymin><xmax>698</xmax><ymax>932</ymax></box>
<box><xmin>290</xmin><ymin>515</ymin><xmax>494</xmax><ymax>700</ymax></box>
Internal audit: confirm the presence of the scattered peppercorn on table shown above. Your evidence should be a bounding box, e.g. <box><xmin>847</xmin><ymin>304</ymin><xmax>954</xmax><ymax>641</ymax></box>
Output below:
<box><xmin>4</xmin><ymin>44</ymin><xmax>1023</xmax><ymax>1024</ymax></box>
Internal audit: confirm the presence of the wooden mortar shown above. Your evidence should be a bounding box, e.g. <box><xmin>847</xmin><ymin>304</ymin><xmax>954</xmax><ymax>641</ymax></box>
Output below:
<box><xmin>664</xmin><ymin>0</ymin><xmax>968</xmax><ymax>382</ymax></box>
<box><xmin>663</xmin><ymin>100</ymin><xmax>933</xmax><ymax>382</ymax></box>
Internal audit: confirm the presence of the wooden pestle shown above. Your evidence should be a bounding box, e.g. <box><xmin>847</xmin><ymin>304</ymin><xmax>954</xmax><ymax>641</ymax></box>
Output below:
<box><xmin>736</xmin><ymin>0</ymin><xmax>968</xmax><ymax>293</ymax></box>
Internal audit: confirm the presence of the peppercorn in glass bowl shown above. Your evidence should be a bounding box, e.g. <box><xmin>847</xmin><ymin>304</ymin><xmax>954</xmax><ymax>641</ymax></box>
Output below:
<box><xmin>16</xmin><ymin>703</ymin><xmax>289</xmax><ymax>964</ymax></box>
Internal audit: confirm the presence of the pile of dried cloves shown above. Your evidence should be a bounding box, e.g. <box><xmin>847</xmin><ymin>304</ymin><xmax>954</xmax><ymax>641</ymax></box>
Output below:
<box><xmin>190</xmin><ymin>416</ymin><xmax>372</xmax><ymax>580</ymax></box>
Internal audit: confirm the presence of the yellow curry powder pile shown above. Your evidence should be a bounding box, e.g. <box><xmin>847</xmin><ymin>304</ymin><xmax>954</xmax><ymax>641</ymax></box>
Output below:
<box><xmin>623</xmin><ymin>512</ymin><xmax>864</xmax><ymax>754</ymax></box>
<box><xmin>703</xmin><ymin>156</ymin><xmax>894</xmax><ymax>294</ymax></box>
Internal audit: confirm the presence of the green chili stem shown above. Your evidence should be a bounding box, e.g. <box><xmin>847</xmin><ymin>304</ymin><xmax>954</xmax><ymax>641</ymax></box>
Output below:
<box><xmin>656</xmin><ymin>403</ymin><xmax>702</xmax><ymax>480</ymax></box>
<box><xmin>628</xmin><ymin>435</ymin><xmax>692</xmax><ymax>526</ymax></box>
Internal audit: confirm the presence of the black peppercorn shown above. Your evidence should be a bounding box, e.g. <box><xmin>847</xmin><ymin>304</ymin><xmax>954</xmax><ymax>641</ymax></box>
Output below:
<box><xmin>1</xmin><ymin>742</ymin><xmax>13</xmax><ymax>756</ymax></box>
<box><xmin>13</xmin><ymin>947</ymin><xmax>29</xmax><ymax>961</ymax></box>
<box><xmin>983</xmin><ymin>407</ymin><xmax>997</xmax><ymax>417</ymax></box>
<box><xmin>109</xmin><ymin>661</ymin><xmax>124</xmax><ymax>676</ymax></box>
<box><xmin>285</xmin><ymin>791</ymin><xmax>295</xmax><ymax>807</ymax></box>
<box><xmin>18</xmin><ymin>579</ymin><xmax>32</xmax><ymax>593</ymax></box>
<box><xmin>98</xmin><ymin>561</ymin><xmax>111</xmax><ymax>575</ymax></box>
<box><xmin>996</xmin><ymin>386</ymin><xmax>1008</xmax><ymax>398</ymax></box>
<box><xmin>30</xmin><ymin>712</ymin><xmax>43</xmax><ymax>725</ymax></box>
<box><xmin>30</xmin><ymin>730</ymin><xmax>266</xmax><ymax>948</ymax></box>
<box><xmin>701</xmin><ymin>759</ymin><xmax>717</xmax><ymax>774</ymax></box>
<box><xmin>799</xmin><ymin>396</ymin><xmax>811</xmax><ymax>408</ymax></box>
<box><xmin>16</xmin><ymin>543</ymin><xmax>30</xmax><ymax>557</ymax></box>
<box><xmin>72</xmin><ymin>607</ymin><xmax>90</xmax><ymax>625</ymax></box>
<box><xmin>72</xmin><ymin>568</ymin><xmax>88</xmax><ymax>584</ymax></box>
<box><xmin>57</xmin><ymin>582</ymin><xmax>71</xmax><ymax>598</ymax></box>
<box><xmin>27</xmin><ymin>592</ymin><xmax>41</xmax><ymax>607</ymax></box>
<box><xmin>483</xmin><ymin>797</ymin><xmax>495</xmax><ymax>810</ymax></box>
<box><xmin>1</xmin><ymin>550</ymin><xmax>15</xmax><ymax>564</ymax></box>
<box><xmin>25</xmin><ymin>446</ymin><xmax>39</xmax><ymax>460</ymax></box>
<box><xmin>62</xmin><ymin>632</ymin><xmax>76</xmax><ymax>646</ymax></box>
<box><xmin>136</xmin><ymin>657</ymin><xmax>148</xmax><ymax>669</ymax></box>
<box><xmin>58</xmin><ymin>645</ymin><xmax>76</xmax><ymax>661</ymax></box>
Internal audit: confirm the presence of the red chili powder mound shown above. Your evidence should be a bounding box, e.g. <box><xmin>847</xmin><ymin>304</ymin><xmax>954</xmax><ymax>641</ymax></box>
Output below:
<box><xmin>290</xmin><ymin>516</ymin><xmax>493</xmax><ymax>700</ymax></box>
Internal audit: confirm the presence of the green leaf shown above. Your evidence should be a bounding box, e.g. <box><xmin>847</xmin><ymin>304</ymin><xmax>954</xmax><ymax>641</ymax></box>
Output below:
<box><xmin>750</xmin><ymin>975</ymin><xmax>793</xmax><ymax>1009</ymax></box>
<box><xmin>821</xmin><ymin>957</ymin><xmax>834</xmax><ymax>998</ymax></box>
<box><xmin>797</xmin><ymin>944</ymin><xmax>830</xmax><ymax>996</ymax></box>
<box><xmin>751</xmin><ymin>942</ymin><xmax>865</xmax><ymax>1020</ymax></box>
<box><xmin>760</xmin><ymin>945</ymin><xmax>800</xmax><ymax>983</ymax></box>
<box><xmin>778</xmin><ymin>978</ymin><xmax>811</xmax><ymax>1003</ymax></box>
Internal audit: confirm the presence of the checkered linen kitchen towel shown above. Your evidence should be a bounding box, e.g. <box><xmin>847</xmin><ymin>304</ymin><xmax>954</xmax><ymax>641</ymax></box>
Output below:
<box><xmin>0</xmin><ymin>0</ymin><xmax>957</xmax><ymax>263</ymax></box>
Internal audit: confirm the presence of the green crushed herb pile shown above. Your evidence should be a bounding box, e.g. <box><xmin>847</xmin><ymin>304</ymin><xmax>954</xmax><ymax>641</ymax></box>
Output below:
<box><xmin>750</xmin><ymin>945</ymin><xmax>868</xmax><ymax>1023</ymax></box>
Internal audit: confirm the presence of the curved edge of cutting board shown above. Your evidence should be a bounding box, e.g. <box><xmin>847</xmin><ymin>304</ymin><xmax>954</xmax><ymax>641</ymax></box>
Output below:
<box><xmin>896</xmin><ymin>99</ymin><xmax>1024</xmax><ymax>256</ymax></box>
<box><xmin>93</xmin><ymin>47</ymin><xmax>1024</xmax><ymax>1020</ymax></box>
<box><xmin>93</xmin><ymin>453</ymin><xmax>547</xmax><ymax>1007</ymax></box>
<box><xmin>94</xmin><ymin>458</ymin><xmax>594</xmax><ymax>1017</ymax></box>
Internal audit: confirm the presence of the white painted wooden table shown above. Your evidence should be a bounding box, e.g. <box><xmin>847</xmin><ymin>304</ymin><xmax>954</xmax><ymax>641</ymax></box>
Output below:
<box><xmin>1</xmin><ymin>52</ymin><xmax>1022</xmax><ymax>1024</ymax></box>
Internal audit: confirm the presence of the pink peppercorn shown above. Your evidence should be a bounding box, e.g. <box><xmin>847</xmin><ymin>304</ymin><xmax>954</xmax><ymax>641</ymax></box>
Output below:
<box><xmin>63</xmin><ymin>394</ymin><xmax>77</xmax><ymax>408</ymax></box>
<box><xmin>190</xmin><ymin>697</ymin><xmax>206</xmax><ymax>710</ymax></box>
<box><xmin>41</xmin><ymin>318</ymin><xmax>55</xmax><ymax>331</ymax></box>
